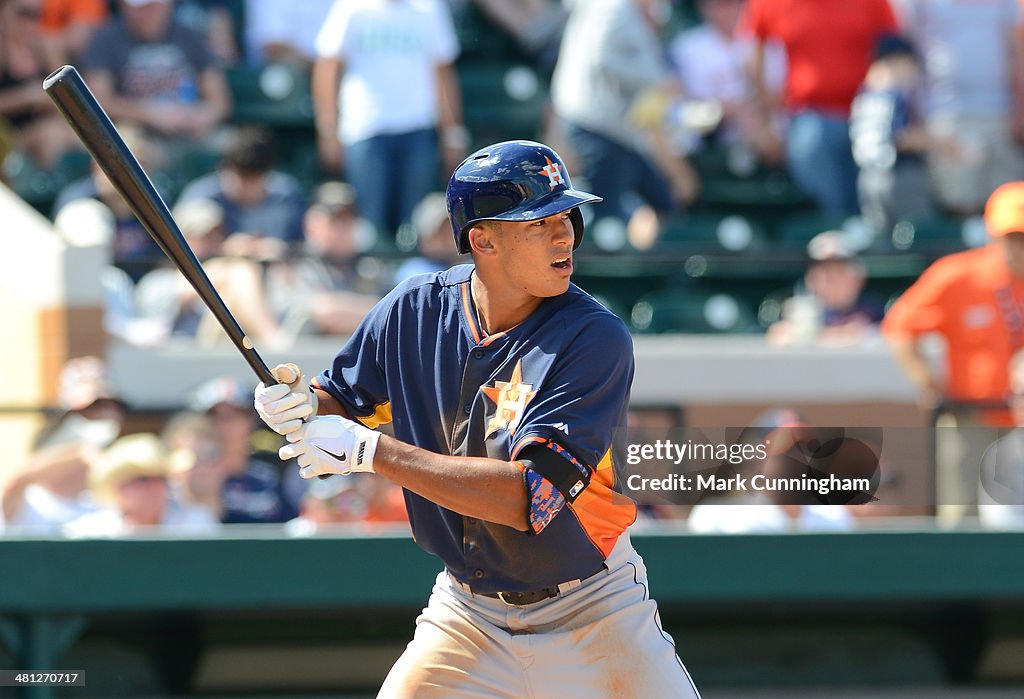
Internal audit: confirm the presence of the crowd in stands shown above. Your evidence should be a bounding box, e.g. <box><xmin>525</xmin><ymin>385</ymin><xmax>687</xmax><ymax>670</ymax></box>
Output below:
<box><xmin>5</xmin><ymin>0</ymin><xmax>1024</xmax><ymax>533</ymax></box>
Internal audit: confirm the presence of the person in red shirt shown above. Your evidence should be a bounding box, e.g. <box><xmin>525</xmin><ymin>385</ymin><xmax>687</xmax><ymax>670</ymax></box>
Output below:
<box><xmin>747</xmin><ymin>0</ymin><xmax>898</xmax><ymax>216</ymax></box>
<box><xmin>883</xmin><ymin>181</ymin><xmax>1024</xmax><ymax>521</ymax></box>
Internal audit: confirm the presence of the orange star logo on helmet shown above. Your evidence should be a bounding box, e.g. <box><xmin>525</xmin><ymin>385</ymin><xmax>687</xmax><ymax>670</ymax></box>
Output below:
<box><xmin>539</xmin><ymin>156</ymin><xmax>565</xmax><ymax>190</ymax></box>
<box><xmin>481</xmin><ymin>361</ymin><xmax>537</xmax><ymax>437</ymax></box>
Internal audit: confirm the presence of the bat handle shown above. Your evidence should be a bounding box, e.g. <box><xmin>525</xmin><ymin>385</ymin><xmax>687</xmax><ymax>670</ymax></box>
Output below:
<box><xmin>269</xmin><ymin>364</ymin><xmax>333</xmax><ymax>481</ymax></box>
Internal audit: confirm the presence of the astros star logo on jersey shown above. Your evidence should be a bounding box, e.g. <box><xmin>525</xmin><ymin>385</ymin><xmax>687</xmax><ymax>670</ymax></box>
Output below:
<box><xmin>481</xmin><ymin>361</ymin><xmax>537</xmax><ymax>437</ymax></box>
<box><xmin>539</xmin><ymin>156</ymin><xmax>565</xmax><ymax>190</ymax></box>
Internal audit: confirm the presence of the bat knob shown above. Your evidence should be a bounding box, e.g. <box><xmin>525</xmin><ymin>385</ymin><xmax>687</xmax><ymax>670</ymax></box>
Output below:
<box><xmin>271</xmin><ymin>363</ymin><xmax>302</xmax><ymax>387</ymax></box>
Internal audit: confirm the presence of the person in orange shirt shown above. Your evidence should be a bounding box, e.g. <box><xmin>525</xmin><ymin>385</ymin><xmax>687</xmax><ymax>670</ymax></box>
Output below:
<box><xmin>39</xmin><ymin>0</ymin><xmax>109</xmax><ymax>60</ymax></box>
<box><xmin>883</xmin><ymin>181</ymin><xmax>1024</xmax><ymax>521</ymax></box>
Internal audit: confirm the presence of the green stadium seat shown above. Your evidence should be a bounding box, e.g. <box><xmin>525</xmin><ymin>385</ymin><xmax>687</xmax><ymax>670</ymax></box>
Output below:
<box><xmin>630</xmin><ymin>288</ymin><xmax>759</xmax><ymax>334</ymax></box>
<box><xmin>697</xmin><ymin>168</ymin><xmax>811</xmax><ymax>212</ymax></box>
<box><xmin>657</xmin><ymin>213</ymin><xmax>767</xmax><ymax>254</ymax></box>
<box><xmin>3</xmin><ymin>149</ymin><xmax>92</xmax><ymax>214</ymax></box>
<box><xmin>458</xmin><ymin>61</ymin><xmax>548</xmax><ymax>147</ymax></box>
<box><xmin>774</xmin><ymin>212</ymin><xmax>857</xmax><ymax>250</ymax></box>
<box><xmin>572</xmin><ymin>254</ymin><xmax>678</xmax><ymax>315</ymax></box>
<box><xmin>888</xmin><ymin>216</ymin><xmax>969</xmax><ymax>255</ymax></box>
<box><xmin>226</xmin><ymin>63</ymin><xmax>313</xmax><ymax>127</ymax></box>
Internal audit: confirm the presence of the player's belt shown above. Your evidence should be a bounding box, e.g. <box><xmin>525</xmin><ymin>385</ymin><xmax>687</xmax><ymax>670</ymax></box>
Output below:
<box><xmin>449</xmin><ymin>566</ymin><xmax>606</xmax><ymax>606</ymax></box>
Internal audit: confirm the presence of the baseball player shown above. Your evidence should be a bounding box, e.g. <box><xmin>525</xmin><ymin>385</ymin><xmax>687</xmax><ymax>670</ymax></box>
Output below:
<box><xmin>254</xmin><ymin>140</ymin><xmax>700</xmax><ymax>698</ymax></box>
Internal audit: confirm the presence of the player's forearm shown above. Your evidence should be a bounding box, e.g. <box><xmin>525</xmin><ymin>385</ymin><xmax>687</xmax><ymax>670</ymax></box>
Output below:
<box><xmin>373</xmin><ymin>435</ymin><xmax>529</xmax><ymax>531</ymax></box>
<box><xmin>313</xmin><ymin>387</ymin><xmax>350</xmax><ymax>419</ymax></box>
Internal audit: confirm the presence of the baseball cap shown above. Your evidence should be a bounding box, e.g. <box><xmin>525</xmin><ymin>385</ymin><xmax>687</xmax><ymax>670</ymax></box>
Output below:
<box><xmin>410</xmin><ymin>192</ymin><xmax>450</xmax><ymax>241</ymax></box>
<box><xmin>189</xmin><ymin>376</ymin><xmax>251</xmax><ymax>413</ymax></box>
<box><xmin>984</xmin><ymin>182</ymin><xmax>1024</xmax><ymax>237</ymax></box>
<box><xmin>310</xmin><ymin>182</ymin><xmax>357</xmax><ymax>217</ymax></box>
<box><xmin>91</xmin><ymin>434</ymin><xmax>169</xmax><ymax>502</ymax></box>
<box><xmin>806</xmin><ymin>231</ymin><xmax>856</xmax><ymax>262</ymax></box>
<box><xmin>873</xmin><ymin>33</ymin><xmax>919</xmax><ymax>62</ymax></box>
<box><xmin>172</xmin><ymin>198</ymin><xmax>224</xmax><ymax>240</ymax></box>
<box><xmin>58</xmin><ymin>356</ymin><xmax>120</xmax><ymax>411</ymax></box>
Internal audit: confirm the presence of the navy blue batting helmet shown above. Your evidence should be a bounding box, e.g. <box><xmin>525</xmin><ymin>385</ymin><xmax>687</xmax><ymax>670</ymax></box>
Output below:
<box><xmin>446</xmin><ymin>140</ymin><xmax>602</xmax><ymax>254</ymax></box>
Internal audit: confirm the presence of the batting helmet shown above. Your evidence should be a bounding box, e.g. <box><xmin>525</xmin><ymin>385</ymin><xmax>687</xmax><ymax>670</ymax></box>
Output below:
<box><xmin>446</xmin><ymin>140</ymin><xmax>602</xmax><ymax>254</ymax></box>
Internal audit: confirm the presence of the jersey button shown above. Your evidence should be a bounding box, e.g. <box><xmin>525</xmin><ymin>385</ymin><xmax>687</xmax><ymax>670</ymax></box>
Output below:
<box><xmin>474</xmin><ymin>569</ymin><xmax>485</xmax><ymax>579</ymax></box>
<box><xmin>463</xmin><ymin>403</ymin><xmax>472</xmax><ymax>415</ymax></box>
<box><xmin>474</xmin><ymin>350</ymin><xmax>484</xmax><ymax>359</ymax></box>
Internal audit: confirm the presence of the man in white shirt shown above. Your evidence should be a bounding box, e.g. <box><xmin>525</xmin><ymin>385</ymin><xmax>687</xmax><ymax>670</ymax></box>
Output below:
<box><xmin>312</xmin><ymin>0</ymin><xmax>469</xmax><ymax>243</ymax></box>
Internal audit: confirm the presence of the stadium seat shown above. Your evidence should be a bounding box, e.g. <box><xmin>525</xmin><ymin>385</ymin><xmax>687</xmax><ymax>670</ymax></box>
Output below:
<box><xmin>657</xmin><ymin>213</ymin><xmax>767</xmax><ymax>254</ymax></box>
<box><xmin>630</xmin><ymin>288</ymin><xmax>759</xmax><ymax>334</ymax></box>
<box><xmin>888</xmin><ymin>216</ymin><xmax>969</xmax><ymax>255</ymax></box>
<box><xmin>226</xmin><ymin>63</ymin><xmax>313</xmax><ymax>127</ymax></box>
<box><xmin>3</xmin><ymin>149</ymin><xmax>92</xmax><ymax>214</ymax></box>
<box><xmin>774</xmin><ymin>212</ymin><xmax>875</xmax><ymax>252</ymax></box>
<box><xmin>457</xmin><ymin>61</ymin><xmax>548</xmax><ymax>148</ymax></box>
<box><xmin>573</xmin><ymin>254</ymin><xmax>678</xmax><ymax>316</ymax></box>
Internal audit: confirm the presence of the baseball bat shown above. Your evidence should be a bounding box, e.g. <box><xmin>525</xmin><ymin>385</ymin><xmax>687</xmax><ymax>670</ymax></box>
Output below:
<box><xmin>43</xmin><ymin>66</ymin><xmax>330</xmax><ymax>477</ymax></box>
<box><xmin>42</xmin><ymin>65</ymin><xmax>279</xmax><ymax>386</ymax></box>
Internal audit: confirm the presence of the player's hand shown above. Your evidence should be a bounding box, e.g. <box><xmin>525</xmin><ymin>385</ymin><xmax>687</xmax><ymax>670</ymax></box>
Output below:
<box><xmin>254</xmin><ymin>363</ymin><xmax>318</xmax><ymax>435</ymax></box>
<box><xmin>279</xmin><ymin>415</ymin><xmax>380</xmax><ymax>479</ymax></box>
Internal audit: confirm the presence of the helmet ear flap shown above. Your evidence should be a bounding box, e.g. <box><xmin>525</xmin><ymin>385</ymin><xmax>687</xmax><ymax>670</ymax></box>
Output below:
<box><xmin>569</xmin><ymin>207</ymin><xmax>585</xmax><ymax>250</ymax></box>
<box><xmin>457</xmin><ymin>225</ymin><xmax>471</xmax><ymax>255</ymax></box>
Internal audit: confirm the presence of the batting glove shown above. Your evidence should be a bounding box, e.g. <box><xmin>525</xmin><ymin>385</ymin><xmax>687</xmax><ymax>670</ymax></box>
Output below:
<box><xmin>254</xmin><ymin>364</ymin><xmax>318</xmax><ymax>435</ymax></box>
<box><xmin>279</xmin><ymin>415</ymin><xmax>380</xmax><ymax>479</ymax></box>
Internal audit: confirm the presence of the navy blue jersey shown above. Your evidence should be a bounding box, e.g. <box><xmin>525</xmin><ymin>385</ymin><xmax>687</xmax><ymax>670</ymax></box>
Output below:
<box><xmin>314</xmin><ymin>264</ymin><xmax>637</xmax><ymax>592</ymax></box>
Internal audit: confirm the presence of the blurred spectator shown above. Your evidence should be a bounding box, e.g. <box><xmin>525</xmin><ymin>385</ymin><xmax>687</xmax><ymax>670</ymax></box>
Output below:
<box><xmin>173</xmin><ymin>0</ymin><xmax>239</xmax><ymax>65</ymax></box>
<box><xmin>0</xmin><ymin>0</ymin><xmax>78</xmax><ymax>169</ymax></box>
<box><xmin>134</xmin><ymin>197</ymin><xmax>285</xmax><ymax>347</ymax></box>
<box><xmin>52</xmin><ymin>198</ymin><xmax>168</xmax><ymax>346</ymax></box>
<box><xmin>979</xmin><ymin>349</ymin><xmax>1024</xmax><ymax>528</ymax></box>
<box><xmin>52</xmin><ymin>124</ymin><xmax>165</xmax><ymax>281</ymax></box>
<box><xmin>893</xmin><ymin>0</ymin><xmax>1024</xmax><ymax>216</ymax></box>
<box><xmin>189</xmin><ymin>377</ymin><xmax>304</xmax><ymax>523</ymax></box>
<box><xmin>312</xmin><ymin>0</ymin><xmax>467</xmax><ymax>242</ymax></box>
<box><xmin>472</xmin><ymin>0</ymin><xmax>567</xmax><ymax>70</ymax></box>
<box><xmin>747</xmin><ymin>0</ymin><xmax>898</xmax><ymax>217</ymax></box>
<box><xmin>394</xmin><ymin>191</ymin><xmax>460</xmax><ymax>284</ymax></box>
<box><xmin>162</xmin><ymin>410</ymin><xmax>227</xmax><ymax>521</ymax></box>
<box><xmin>768</xmin><ymin>231</ymin><xmax>885</xmax><ymax>347</ymax></box>
<box><xmin>81</xmin><ymin>0</ymin><xmax>230</xmax><ymax>144</ymax></box>
<box><xmin>264</xmin><ymin>182</ymin><xmax>383</xmax><ymax>336</ymax></box>
<box><xmin>176</xmin><ymin>124</ymin><xmax>306</xmax><ymax>248</ymax></box>
<box><xmin>39</xmin><ymin>0</ymin><xmax>108</xmax><ymax>60</ymax></box>
<box><xmin>63</xmin><ymin>433</ymin><xmax>218</xmax><ymax>537</ymax></box>
<box><xmin>286</xmin><ymin>472</ymin><xmax>408</xmax><ymax>535</ymax></box>
<box><xmin>1</xmin><ymin>357</ymin><xmax>124</xmax><ymax>534</ymax></box>
<box><xmin>244</xmin><ymin>0</ymin><xmax>336</xmax><ymax>67</ymax></box>
<box><xmin>551</xmin><ymin>0</ymin><xmax>699</xmax><ymax>249</ymax></box>
<box><xmin>688</xmin><ymin>409</ymin><xmax>855</xmax><ymax>532</ymax></box>
<box><xmin>667</xmin><ymin>0</ymin><xmax>786</xmax><ymax>162</ymax></box>
<box><xmin>850</xmin><ymin>33</ymin><xmax>935</xmax><ymax>236</ymax></box>
<box><xmin>883</xmin><ymin>182</ymin><xmax>1024</xmax><ymax>521</ymax></box>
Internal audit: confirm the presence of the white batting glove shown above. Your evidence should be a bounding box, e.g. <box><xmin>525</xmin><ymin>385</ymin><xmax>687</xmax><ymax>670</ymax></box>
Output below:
<box><xmin>254</xmin><ymin>364</ymin><xmax>318</xmax><ymax>435</ymax></box>
<box><xmin>279</xmin><ymin>415</ymin><xmax>380</xmax><ymax>479</ymax></box>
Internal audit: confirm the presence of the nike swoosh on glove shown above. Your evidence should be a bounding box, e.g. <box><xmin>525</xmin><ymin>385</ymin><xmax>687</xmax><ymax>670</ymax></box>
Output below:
<box><xmin>279</xmin><ymin>415</ymin><xmax>380</xmax><ymax>479</ymax></box>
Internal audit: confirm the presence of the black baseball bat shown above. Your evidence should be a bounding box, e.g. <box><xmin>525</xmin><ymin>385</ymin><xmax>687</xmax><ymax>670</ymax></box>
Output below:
<box><xmin>42</xmin><ymin>65</ymin><xmax>277</xmax><ymax>385</ymax></box>
<box><xmin>43</xmin><ymin>66</ymin><xmax>332</xmax><ymax>478</ymax></box>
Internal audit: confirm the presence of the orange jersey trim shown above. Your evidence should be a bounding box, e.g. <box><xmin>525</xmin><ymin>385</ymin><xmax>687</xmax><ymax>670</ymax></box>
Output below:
<box><xmin>567</xmin><ymin>448</ymin><xmax>637</xmax><ymax>558</ymax></box>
